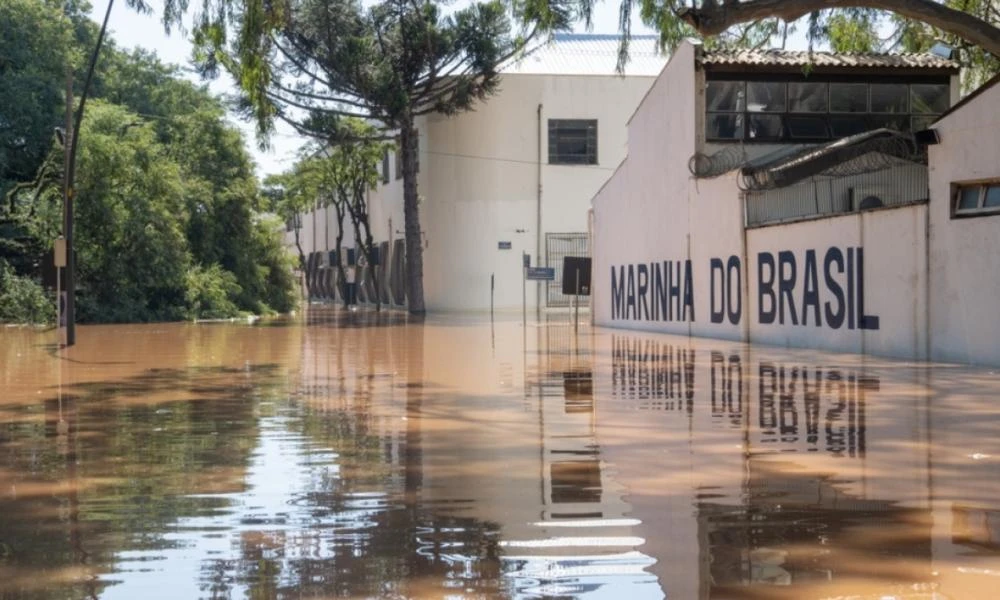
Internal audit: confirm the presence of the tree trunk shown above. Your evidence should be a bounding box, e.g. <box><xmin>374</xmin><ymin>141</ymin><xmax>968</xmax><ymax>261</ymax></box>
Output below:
<box><xmin>400</xmin><ymin>120</ymin><xmax>425</xmax><ymax>315</ymax></box>
<box><xmin>345</xmin><ymin>192</ymin><xmax>382</xmax><ymax>312</ymax></box>
<box><xmin>334</xmin><ymin>203</ymin><xmax>348</xmax><ymax>309</ymax></box>
<box><xmin>678</xmin><ymin>0</ymin><xmax>1000</xmax><ymax>57</ymax></box>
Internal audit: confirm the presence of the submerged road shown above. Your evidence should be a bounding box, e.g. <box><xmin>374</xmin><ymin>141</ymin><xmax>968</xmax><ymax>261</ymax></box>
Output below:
<box><xmin>0</xmin><ymin>308</ymin><xmax>998</xmax><ymax>598</ymax></box>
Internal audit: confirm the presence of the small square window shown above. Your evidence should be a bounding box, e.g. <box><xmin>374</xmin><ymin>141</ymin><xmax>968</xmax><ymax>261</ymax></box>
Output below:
<box><xmin>958</xmin><ymin>187</ymin><xmax>981</xmax><ymax>211</ymax></box>
<box><xmin>748</xmin><ymin>114</ymin><xmax>782</xmax><ymax>140</ymax></box>
<box><xmin>985</xmin><ymin>185</ymin><xmax>1000</xmax><ymax>208</ymax></box>
<box><xmin>911</xmin><ymin>84</ymin><xmax>950</xmax><ymax>114</ymax></box>
<box><xmin>707</xmin><ymin>81</ymin><xmax>744</xmax><ymax>111</ymax></box>
<box><xmin>788</xmin><ymin>82</ymin><xmax>828</xmax><ymax>113</ymax></box>
<box><xmin>871</xmin><ymin>83</ymin><xmax>909</xmax><ymax>114</ymax></box>
<box><xmin>706</xmin><ymin>114</ymin><xmax>742</xmax><ymax>140</ymax></box>
<box><xmin>548</xmin><ymin>119</ymin><xmax>598</xmax><ymax>165</ymax></box>
<box><xmin>747</xmin><ymin>81</ymin><xmax>786</xmax><ymax>112</ymax></box>
<box><xmin>830</xmin><ymin>83</ymin><xmax>868</xmax><ymax>113</ymax></box>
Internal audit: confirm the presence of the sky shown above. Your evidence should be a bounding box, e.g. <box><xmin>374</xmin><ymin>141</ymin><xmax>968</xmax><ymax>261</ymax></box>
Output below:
<box><xmin>87</xmin><ymin>0</ymin><xmax>657</xmax><ymax>179</ymax></box>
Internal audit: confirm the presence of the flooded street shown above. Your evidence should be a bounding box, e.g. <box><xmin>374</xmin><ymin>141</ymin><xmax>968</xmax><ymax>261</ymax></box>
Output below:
<box><xmin>1</xmin><ymin>309</ymin><xmax>999</xmax><ymax>599</ymax></box>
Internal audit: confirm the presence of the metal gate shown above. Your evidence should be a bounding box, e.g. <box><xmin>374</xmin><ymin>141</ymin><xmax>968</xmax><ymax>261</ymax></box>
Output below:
<box><xmin>545</xmin><ymin>232</ymin><xmax>589</xmax><ymax>307</ymax></box>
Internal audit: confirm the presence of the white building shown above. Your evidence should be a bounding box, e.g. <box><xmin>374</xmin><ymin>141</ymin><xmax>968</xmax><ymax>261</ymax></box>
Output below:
<box><xmin>292</xmin><ymin>33</ymin><xmax>666</xmax><ymax>312</ymax></box>
<box><xmin>591</xmin><ymin>40</ymin><xmax>1000</xmax><ymax>367</ymax></box>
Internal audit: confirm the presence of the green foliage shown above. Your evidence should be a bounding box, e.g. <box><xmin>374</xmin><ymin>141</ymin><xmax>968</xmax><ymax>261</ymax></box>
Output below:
<box><xmin>1</xmin><ymin>8</ymin><xmax>300</xmax><ymax>324</ymax></box>
<box><xmin>0</xmin><ymin>0</ymin><xmax>78</xmax><ymax>199</ymax></box>
<box><xmin>174</xmin><ymin>0</ymin><xmax>532</xmax><ymax>313</ymax></box>
<box><xmin>185</xmin><ymin>263</ymin><xmax>242</xmax><ymax>319</ymax></box>
<box><xmin>0</xmin><ymin>259</ymin><xmax>53</xmax><ymax>325</ymax></box>
<box><xmin>73</xmin><ymin>102</ymin><xmax>192</xmax><ymax>323</ymax></box>
<box><xmin>521</xmin><ymin>0</ymin><xmax>1000</xmax><ymax>85</ymax></box>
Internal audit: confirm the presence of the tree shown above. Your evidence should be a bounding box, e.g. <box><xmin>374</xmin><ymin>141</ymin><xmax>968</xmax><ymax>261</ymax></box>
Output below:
<box><xmin>173</xmin><ymin>0</ymin><xmax>534</xmax><ymax>314</ymax></box>
<box><xmin>0</xmin><ymin>0</ymin><xmax>78</xmax><ymax>199</ymax></box>
<box><xmin>322</xmin><ymin>121</ymin><xmax>393</xmax><ymax>312</ymax></box>
<box><xmin>547</xmin><ymin>0</ymin><xmax>1000</xmax><ymax>82</ymax></box>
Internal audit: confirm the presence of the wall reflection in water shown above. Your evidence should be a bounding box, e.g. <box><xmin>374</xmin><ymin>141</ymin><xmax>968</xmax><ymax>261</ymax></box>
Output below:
<box><xmin>601</xmin><ymin>331</ymin><xmax>1000</xmax><ymax>600</ymax></box>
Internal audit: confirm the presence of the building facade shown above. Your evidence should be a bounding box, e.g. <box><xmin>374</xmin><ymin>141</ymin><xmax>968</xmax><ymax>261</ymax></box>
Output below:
<box><xmin>292</xmin><ymin>34</ymin><xmax>666</xmax><ymax>312</ymax></box>
<box><xmin>592</xmin><ymin>40</ymin><xmax>1000</xmax><ymax>366</ymax></box>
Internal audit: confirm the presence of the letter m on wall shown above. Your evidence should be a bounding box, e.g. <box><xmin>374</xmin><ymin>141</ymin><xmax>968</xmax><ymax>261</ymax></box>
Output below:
<box><xmin>611</xmin><ymin>266</ymin><xmax>626</xmax><ymax>320</ymax></box>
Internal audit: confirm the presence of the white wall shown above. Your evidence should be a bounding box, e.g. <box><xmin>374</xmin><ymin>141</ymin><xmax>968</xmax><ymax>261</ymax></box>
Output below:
<box><xmin>288</xmin><ymin>69</ymin><xmax>658</xmax><ymax>312</ymax></box>
<box><xmin>928</xmin><ymin>82</ymin><xmax>1000</xmax><ymax>365</ymax></box>
<box><xmin>746</xmin><ymin>206</ymin><xmax>928</xmax><ymax>359</ymax></box>
<box><xmin>592</xmin><ymin>41</ymin><xmax>700</xmax><ymax>334</ymax></box>
<box><xmin>592</xmin><ymin>39</ymin><xmax>944</xmax><ymax>363</ymax></box>
<box><xmin>421</xmin><ymin>73</ymin><xmax>655</xmax><ymax>311</ymax></box>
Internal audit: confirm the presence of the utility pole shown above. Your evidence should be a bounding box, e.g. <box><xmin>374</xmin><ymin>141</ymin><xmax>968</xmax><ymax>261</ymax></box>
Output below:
<box><xmin>63</xmin><ymin>0</ymin><xmax>116</xmax><ymax>346</ymax></box>
<box><xmin>62</xmin><ymin>70</ymin><xmax>74</xmax><ymax>347</ymax></box>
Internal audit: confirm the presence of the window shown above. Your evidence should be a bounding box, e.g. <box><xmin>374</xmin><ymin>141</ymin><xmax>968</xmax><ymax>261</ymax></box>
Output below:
<box><xmin>788</xmin><ymin>82</ymin><xmax>828</xmax><ymax>112</ymax></box>
<box><xmin>395</xmin><ymin>147</ymin><xmax>403</xmax><ymax>180</ymax></box>
<box><xmin>382</xmin><ymin>149</ymin><xmax>390</xmax><ymax>184</ymax></box>
<box><xmin>954</xmin><ymin>181</ymin><xmax>1000</xmax><ymax>217</ymax></box>
<box><xmin>912</xmin><ymin>84</ymin><xmax>950</xmax><ymax>114</ymax></box>
<box><xmin>706</xmin><ymin>78</ymin><xmax>950</xmax><ymax>143</ymax></box>
<box><xmin>830</xmin><ymin>83</ymin><xmax>868</xmax><ymax>113</ymax></box>
<box><xmin>870</xmin><ymin>83</ymin><xmax>908</xmax><ymax>113</ymax></box>
<box><xmin>548</xmin><ymin>119</ymin><xmax>598</xmax><ymax>165</ymax></box>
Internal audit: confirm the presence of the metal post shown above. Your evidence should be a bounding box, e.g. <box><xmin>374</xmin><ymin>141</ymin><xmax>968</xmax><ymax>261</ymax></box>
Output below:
<box><xmin>522</xmin><ymin>253</ymin><xmax>527</xmax><ymax>329</ymax></box>
<box><xmin>574</xmin><ymin>269</ymin><xmax>580</xmax><ymax>336</ymax></box>
<box><xmin>490</xmin><ymin>273</ymin><xmax>495</xmax><ymax>321</ymax></box>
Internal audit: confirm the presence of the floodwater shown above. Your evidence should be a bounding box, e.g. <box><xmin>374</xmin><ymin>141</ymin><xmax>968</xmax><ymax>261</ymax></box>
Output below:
<box><xmin>1</xmin><ymin>309</ymin><xmax>999</xmax><ymax>599</ymax></box>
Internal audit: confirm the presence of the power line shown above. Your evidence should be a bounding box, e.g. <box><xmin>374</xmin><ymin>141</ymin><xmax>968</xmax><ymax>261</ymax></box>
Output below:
<box><xmin>422</xmin><ymin>149</ymin><xmax>616</xmax><ymax>171</ymax></box>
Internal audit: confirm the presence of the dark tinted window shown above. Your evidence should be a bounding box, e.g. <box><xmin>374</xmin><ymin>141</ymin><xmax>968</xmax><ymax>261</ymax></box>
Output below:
<box><xmin>830</xmin><ymin>83</ymin><xmax>868</xmax><ymax>113</ymax></box>
<box><xmin>911</xmin><ymin>84</ymin><xmax>950</xmax><ymax>114</ymax></box>
<box><xmin>786</xmin><ymin>115</ymin><xmax>829</xmax><ymax>139</ymax></box>
<box><xmin>706</xmin><ymin>114</ymin><xmax>742</xmax><ymax>140</ymax></box>
<box><xmin>748</xmin><ymin>114</ymin><xmax>783</xmax><ymax>140</ymax></box>
<box><xmin>788</xmin><ymin>82</ymin><xmax>828</xmax><ymax>112</ymax></box>
<box><xmin>871</xmin><ymin>83</ymin><xmax>909</xmax><ymax>113</ymax></box>
<box><xmin>548</xmin><ymin>119</ymin><xmax>598</xmax><ymax>165</ymax></box>
<box><xmin>707</xmin><ymin>81</ymin><xmax>744</xmax><ymax>111</ymax></box>
<box><xmin>747</xmin><ymin>81</ymin><xmax>786</xmax><ymax>112</ymax></box>
<box><xmin>985</xmin><ymin>185</ymin><xmax>1000</xmax><ymax>208</ymax></box>
<box><xmin>829</xmin><ymin>115</ymin><xmax>870</xmax><ymax>137</ymax></box>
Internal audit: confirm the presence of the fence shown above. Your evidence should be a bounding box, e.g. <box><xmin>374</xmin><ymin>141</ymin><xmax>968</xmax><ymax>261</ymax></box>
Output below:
<box><xmin>745</xmin><ymin>161</ymin><xmax>929</xmax><ymax>227</ymax></box>
<box><xmin>545</xmin><ymin>232</ymin><xmax>589</xmax><ymax>307</ymax></box>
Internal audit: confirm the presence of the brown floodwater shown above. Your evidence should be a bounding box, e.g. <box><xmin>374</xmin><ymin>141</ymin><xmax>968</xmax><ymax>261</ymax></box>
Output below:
<box><xmin>1</xmin><ymin>307</ymin><xmax>999</xmax><ymax>599</ymax></box>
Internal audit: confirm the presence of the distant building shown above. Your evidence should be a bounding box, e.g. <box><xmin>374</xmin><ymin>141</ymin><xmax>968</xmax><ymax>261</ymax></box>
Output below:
<box><xmin>292</xmin><ymin>33</ymin><xmax>667</xmax><ymax>312</ymax></box>
<box><xmin>591</xmin><ymin>40</ymin><xmax>1000</xmax><ymax>366</ymax></box>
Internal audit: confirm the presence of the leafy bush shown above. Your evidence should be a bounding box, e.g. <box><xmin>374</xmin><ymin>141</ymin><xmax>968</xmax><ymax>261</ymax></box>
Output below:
<box><xmin>0</xmin><ymin>260</ymin><xmax>53</xmax><ymax>325</ymax></box>
<box><xmin>184</xmin><ymin>264</ymin><xmax>242</xmax><ymax>320</ymax></box>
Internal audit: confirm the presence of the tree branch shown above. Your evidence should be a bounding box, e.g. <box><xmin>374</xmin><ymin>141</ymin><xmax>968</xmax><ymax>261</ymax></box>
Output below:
<box><xmin>677</xmin><ymin>0</ymin><xmax>1000</xmax><ymax>57</ymax></box>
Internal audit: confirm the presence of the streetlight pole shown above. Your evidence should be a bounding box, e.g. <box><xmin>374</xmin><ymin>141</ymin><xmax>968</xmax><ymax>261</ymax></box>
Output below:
<box><xmin>63</xmin><ymin>0</ymin><xmax>115</xmax><ymax>346</ymax></box>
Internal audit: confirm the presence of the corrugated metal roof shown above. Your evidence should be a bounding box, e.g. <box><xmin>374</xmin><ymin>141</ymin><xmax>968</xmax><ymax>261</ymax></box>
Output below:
<box><xmin>700</xmin><ymin>48</ymin><xmax>959</xmax><ymax>70</ymax></box>
<box><xmin>502</xmin><ymin>33</ymin><xmax>666</xmax><ymax>77</ymax></box>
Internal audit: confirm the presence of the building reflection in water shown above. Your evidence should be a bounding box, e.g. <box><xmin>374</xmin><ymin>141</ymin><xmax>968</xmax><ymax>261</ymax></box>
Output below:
<box><xmin>1</xmin><ymin>316</ymin><xmax>1000</xmax><ymax>598</ymax></box>
<box><xmin>600</xmin><ymin>331</ymin><xmax>1000</xmax><ymax>600</ymax></box>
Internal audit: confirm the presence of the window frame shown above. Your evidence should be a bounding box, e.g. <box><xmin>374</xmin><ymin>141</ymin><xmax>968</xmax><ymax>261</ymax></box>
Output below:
<box><xmin>705</xmin><ymin>74</ymin><xmax>950</xmax><ymax>144</ymax></box>
<box><xmin>548</xmin><ymin>119</ymin><xmax>599</xmax><ymax>165</ymax></box>
<box><xmin>952</xmin><ymin>179</ymin><xmax>1000</xmax><ymax>218</ymax></box>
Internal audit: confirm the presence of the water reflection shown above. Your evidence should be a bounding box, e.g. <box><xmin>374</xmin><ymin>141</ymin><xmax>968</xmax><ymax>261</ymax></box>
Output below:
<box><xmin>0</xmin><ymin>313</ymin><xmax>998</xmax><ymax>598</ymax></box>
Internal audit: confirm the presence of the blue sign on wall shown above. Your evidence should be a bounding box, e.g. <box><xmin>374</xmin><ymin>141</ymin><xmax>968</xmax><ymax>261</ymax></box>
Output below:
<box><xmin>526</xmin><ymin>267</ymin><xmax>556</xmax><ymax>281</ymax></box>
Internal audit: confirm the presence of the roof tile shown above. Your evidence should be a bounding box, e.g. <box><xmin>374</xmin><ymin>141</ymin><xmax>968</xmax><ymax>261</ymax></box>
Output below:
<box><xmin>700</xmin><ymin>48</ymin><xmax>959</xmax><ymax>70</ymax></box>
